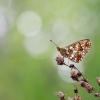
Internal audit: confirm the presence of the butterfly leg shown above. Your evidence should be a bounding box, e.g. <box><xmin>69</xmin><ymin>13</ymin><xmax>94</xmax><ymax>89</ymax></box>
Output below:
<box><xmin>68</xmin><ymin>59</ymin><xmax>69</xmax><ymax>66</ymax></box>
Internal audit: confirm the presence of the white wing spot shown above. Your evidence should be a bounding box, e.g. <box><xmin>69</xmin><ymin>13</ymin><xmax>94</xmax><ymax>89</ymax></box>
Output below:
<box><xmin>74</xmin><ymin>58</ymin><xmax>77</xmax><ymax>62</ymax></box>
<box><xmin>70</xmin><ymin>46</ymin><xmax>73</xmax><ymax>50</ymax></box>
<box><xmin>82</xmin><ymin>52</ymin><xmax>85</xmax><ymax>55</ymax></box>
<box><xmin>82</xmin><ymin>46</ymin><xmax>84</xmax><ymax>48</ymax></box>
<box><xmin>71</xmin><ymin>54</ymin><xmax>74</xmax><ymax>58</ymax></box>
<box><xmin>73</xmin><ymin>50</ymin><xmax>77</xmax><ymax>53</ymax></box>
<box><xmin>70</xmin><ymin>56</ymin><xmax>72</xmax><ymax>59</ymax></box>
<box><xmin>66</xmin><ymin>50</ymin><xmax>69</xmax><ymax>54</ymax></box>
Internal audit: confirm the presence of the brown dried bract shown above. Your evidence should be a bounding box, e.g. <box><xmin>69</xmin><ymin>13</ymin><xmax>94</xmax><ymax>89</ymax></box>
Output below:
<box><xmin>56</xmin><ymin>91</ymin><xmax>65</xmax><ymax>100</ymax></box>
<box><xmin>55</xmin><ymin>56</ymin><xmax>64</xmax><ymax>65</ymax></box>
<box><xmin>70</xmin><ymin>70</ymin><xmax>79</xmax><ymax>81</ymax></box>
<box><xmin>79</xmin><ymin>81</ymin><xmax>93</xmax><ymax>93</ymax></box>
<box><xmin>74</xmin><ymin>85</ymin><xmax>78</xmax><ymax>93</ymax></box>
<box><xmin>96</xmin><ymin>77</ymin><xmax>100</xmax><ymax>86</ymax></box>
<box><xmin>75</xmin><ymin>94</ymin><xmax>82</xmax><ymax>100</ymax></box>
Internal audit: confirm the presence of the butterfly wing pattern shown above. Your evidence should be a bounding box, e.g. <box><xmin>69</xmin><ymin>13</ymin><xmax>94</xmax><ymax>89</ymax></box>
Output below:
<box><xmin>59</xmin><ymin>39</ymin><xmax>91</xmax><ymax>63</ymax></box>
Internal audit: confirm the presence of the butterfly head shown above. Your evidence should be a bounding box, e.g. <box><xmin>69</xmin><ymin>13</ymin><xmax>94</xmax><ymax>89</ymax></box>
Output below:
<box><xmin>57</xmin><ymin>47</ymin><xmax>60</xmax><ymax>52</ymax></box>
<box><xmin>50</xmin><ymin>40</ymin><xmax>64</xmax><ymax>54</ymax></box>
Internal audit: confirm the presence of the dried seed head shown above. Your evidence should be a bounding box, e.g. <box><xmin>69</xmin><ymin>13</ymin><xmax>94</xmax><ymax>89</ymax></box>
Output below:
<box><xmin>75</xmin><ymin>94</ymin><xmax>82</xmax><ymax>100</ymax></box>
<box><xmin>68</xmin><ymin>97</ymin><xmax>75</xmax><ymax>100</ymax></box>
<box><xmin>71</xmin><ymin>71</ymin><xmax>77</xmax><ymax>77</ymax></box>
<box><xmin>56</xmin><ymin>91</ymin><xmax>65</xmax><ymax>100</ymax></box>
<box><xmin>70</xmin><ymin>70</ymin><xmax>79</xmax><ymax>81</ymax></box>
<box><xmin>74</xmin><ymin>85</ymin><xmax>78</xmax><ymax>93</ymax></box>
<box><xmin>79</xmin><ymin>81</ymin><xmax>85</xmax><ymax>87</ymax></box>
<box><xmin>79</xmin><ymin>81</ymin><xmax>93</xmax><ymax>93</ymax></box>
<box><xmin>77</xmin><ymin>72</ymin><xmax>82</xmax><ymax>77</ymax></box>
<box><xmin>69</xmin><ymin>64</ymin><xmax>75</xmax><ymax>69</ymax></box>
<box><xmin>81</xmin><ymin>78</ymin><xmax>88</xmax><ymax>83</ymax></box>
<box><xmin>94</xmin><ymin>93</ymin><xmax>100</xmax><ymax>97</ymax></box>
<box><xmin>55</xmin><ymin>56</ymin><xmax>64</xmax><ymax>65</ymax></box>
<box><xmin>85</xmin><ymin>83</ymin><xmax>93</xmax><ymax>93</ymax></box>
<box><xmin>96</xmin><ymin>77</ymin><xmax>100</xmax><ymax>86</ymax></box>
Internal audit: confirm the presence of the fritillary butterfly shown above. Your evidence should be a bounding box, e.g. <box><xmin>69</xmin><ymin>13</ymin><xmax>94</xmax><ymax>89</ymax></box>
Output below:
<box><xmin>50</xmin><ymin>39</ymin><xmax>91</xmax><ymax>63</ymax></box>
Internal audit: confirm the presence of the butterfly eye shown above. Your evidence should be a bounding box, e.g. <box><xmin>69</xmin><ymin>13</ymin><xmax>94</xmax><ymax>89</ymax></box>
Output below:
<box><xmin>57</xmin><ymin>47</ymin><xmax>60</xmax><ymax>51</ymax></box>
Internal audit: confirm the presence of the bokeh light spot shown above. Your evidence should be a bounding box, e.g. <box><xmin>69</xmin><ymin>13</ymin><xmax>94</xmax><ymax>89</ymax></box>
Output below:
<box><xmin>24</xmin><ymin>32</ymin><xmax>49</xmax><ymax>57</ymax></box>
<box><xmin>17</xmin><ymin>11</ymin><xmax>42</xmax><ymax>37</ymax></box>
<box><xmin>0</xmin><ymin>14</ymin><xmax>7</xmax><ymax>37</ymax></box>
<box><xmin>70</xmin><ymin>3</ymin><xmax>90</xmax><ymax>30</ymax></box>
<box><xmin>52</xmin><ymin>19</ymin><xmax>71</xmax><ymax>41</ymax></box>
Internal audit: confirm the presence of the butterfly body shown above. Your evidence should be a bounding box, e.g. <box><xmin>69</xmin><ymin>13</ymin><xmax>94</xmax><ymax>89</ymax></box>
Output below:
<box><xmin>56</xmin><ymin>39</ymin><xmax>91</xmax><ymax>63</ymax></box>
<box><xmin>57</xmin><ymin>47</ymin><xmax>67</xmax><ymax>57</ymax></box>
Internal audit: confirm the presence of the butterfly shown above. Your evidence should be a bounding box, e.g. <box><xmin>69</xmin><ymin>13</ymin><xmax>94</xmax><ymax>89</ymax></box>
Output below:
<box><xmin>50</xmin><ymin>39</ymin><xmax>91</xmax><ymax>63</ymax></box>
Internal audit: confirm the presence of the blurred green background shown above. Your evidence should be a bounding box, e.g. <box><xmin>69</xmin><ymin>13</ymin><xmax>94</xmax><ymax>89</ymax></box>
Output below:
<box><xmin>0</xmin><ymin>0</ymin><xmax>100</xmax><ymax>100</ymax></box>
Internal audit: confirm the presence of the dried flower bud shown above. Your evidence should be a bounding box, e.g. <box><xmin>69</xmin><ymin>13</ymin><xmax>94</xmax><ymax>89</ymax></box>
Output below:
<box><xmin>94</xmin><ymin>93</ymin><xmax>100</xmax><ymax>97</ymax></box>
<box><xmin>69</xmin><ymin>64</ymin><xmax>75</xmax><ymax>69</ymax></box>
<box><xmin>81</xmin><ymin>78</ymin><xmax>88</xmax><ymax>83</ymax></box>
<box><xmin>75</xmin><ymin>94</ymin><xmax>82</xmax><ymax>100</ymax></box>
<box><xmin>70</xmin><ymin>70</ymin><xmax>79</xmax><ymax>81</ymax></box>
<box><xmin>68</xmin><ymin>97</ymin><xmax>75</xmax><ymax>100</ymax></box>
<box><xmin>56</xmin><ymin>56</ymin><xmax>64</xmax><ymax>65</ymax></box>
<box><xmin>78</xmin><ymin>81</ymin><xmax>85</xmax><ymax>87</ymax></box>
<box><xmin>79</xmin><ymin>81</ymin><xmax>93</xmax><ymax>93</ymax></box>
<box><xmin>77</xmin><ymin>72</ymin><xmax>82</xmax><ymax>77</ymax></box>
<box><xmin>56</xmin><ymin>91</ymin><xmax>65</xmax><ymax>100</ymax></box>
<box><xmin>96</xmin><ymin>77</ymin><xmax>100</xmax><ymax>86</ymax></box>
<box><xmin>71</xmin><ymin>71</ymin><xmax>77</xmax><ymax>77</ymax></box>
<box><xmin>74</xmin><ymin>85</ymin><xmax>78</xmax><ymax>93</ymax></box>
<box><xmin>84</xmin><ymin>83</ymin><xmax>93</xmax><ymax>93</ymax></box>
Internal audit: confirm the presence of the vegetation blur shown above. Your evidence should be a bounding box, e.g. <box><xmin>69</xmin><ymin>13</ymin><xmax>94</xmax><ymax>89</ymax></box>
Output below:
<box><xmin>0</xmin><ymin>0</ymin><xmax>100</xmax><ymax>100</ymax></box>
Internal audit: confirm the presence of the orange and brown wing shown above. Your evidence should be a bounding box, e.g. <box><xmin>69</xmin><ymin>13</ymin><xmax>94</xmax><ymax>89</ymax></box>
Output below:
<box><xmin>64</xmin><ymin>39</ymin><xmax>91</xmax><ymax>63</ymax></box>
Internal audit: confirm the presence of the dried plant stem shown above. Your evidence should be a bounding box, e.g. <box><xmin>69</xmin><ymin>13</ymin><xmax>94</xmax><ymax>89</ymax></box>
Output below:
<box><xmin>55</xmin><ymin>55</ymin><xmax>100</xmax><ymax>99</ymax></box>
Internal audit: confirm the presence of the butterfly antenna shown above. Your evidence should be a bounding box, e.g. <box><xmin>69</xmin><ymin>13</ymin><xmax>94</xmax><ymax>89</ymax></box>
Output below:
<box><xmin>50</xmin><ymin>40</ymin><xmax>58</xmax><ymax>47</ymax></box>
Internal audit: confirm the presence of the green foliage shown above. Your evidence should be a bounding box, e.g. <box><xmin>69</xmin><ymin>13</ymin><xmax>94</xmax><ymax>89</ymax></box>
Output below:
<box><xmin>0</xmin><ymin>0</ymin><xmax>100</xmax><ymax>100</ymax></box>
